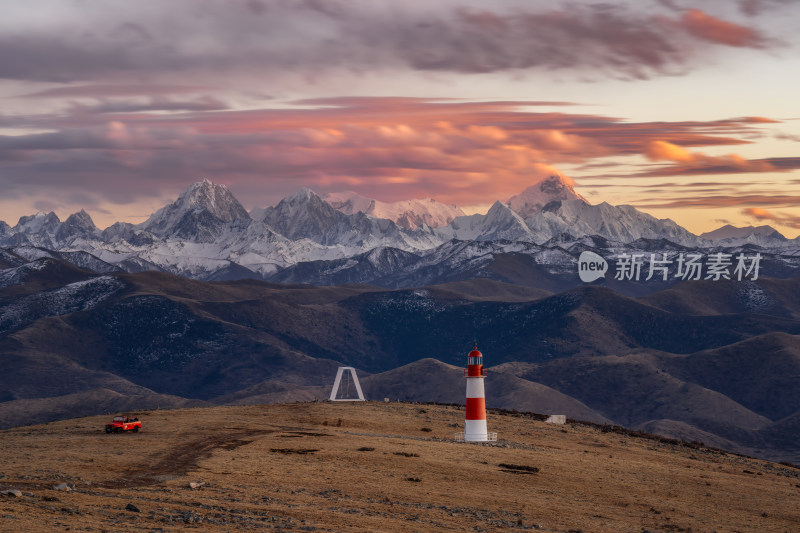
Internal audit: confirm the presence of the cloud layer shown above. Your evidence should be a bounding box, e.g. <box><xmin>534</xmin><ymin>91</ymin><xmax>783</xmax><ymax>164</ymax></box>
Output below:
<box><xmin>0</xmin><ymin>0</ymin><xmax>797</xmax><ymax>235</ymax></box>
<box><xmin>1</xmin><ymin>97</ymin><xmax>792</xmax><ymax>211</ymax></box>
<box><xmin>742</xmin><ymin>207</ymin><xmax>800</xmax><ymax>229</ymax></box>
<box><xmin>0</xmin><ymin>1</ymin><xmax>781</xmax><ymax>83</ymax></box>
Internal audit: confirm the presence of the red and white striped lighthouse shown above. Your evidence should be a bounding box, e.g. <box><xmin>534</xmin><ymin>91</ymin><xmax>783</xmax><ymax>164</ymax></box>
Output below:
<box><xmin>460</xmin><ymin>342</ymin><xmax>496</xmax><ymax>442</ymax></box>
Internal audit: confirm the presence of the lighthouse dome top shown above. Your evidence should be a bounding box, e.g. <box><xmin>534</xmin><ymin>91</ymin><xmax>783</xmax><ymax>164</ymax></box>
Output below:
<box><xmin>468</xmin><ymin>342</ymin><xmax>482</xmax><ymax>360</ymax></box>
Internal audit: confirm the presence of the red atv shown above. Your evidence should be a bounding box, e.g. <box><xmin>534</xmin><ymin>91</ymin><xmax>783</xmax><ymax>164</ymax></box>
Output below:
<box><xmin>105</xmin><ymin>415</ymin><xmax>141</xmax><ymax>433</ymax></box>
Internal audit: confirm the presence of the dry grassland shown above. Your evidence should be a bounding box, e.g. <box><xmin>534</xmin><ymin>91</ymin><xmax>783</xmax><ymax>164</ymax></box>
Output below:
<box><xmin>1</xmin><ymin>402</ymin><xmax>799</xmax><ymax>532</ymax></box>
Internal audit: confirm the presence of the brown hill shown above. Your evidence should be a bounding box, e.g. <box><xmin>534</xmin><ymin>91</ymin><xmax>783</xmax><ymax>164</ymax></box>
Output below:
<box><xmin>360</xmin><ymin>358</ymin><xmax>611</xmax><ymax>424</ymax></box>
<box><xmin>496</xmin><ymin>355</ymin><xmax>771</xmax><ymax>433</ymax></box>
<box><xmin>2</xmin><ymin>263</ymin><xmax>800</xmax><ymax>465</ymax></box>
<box><xmin>0</xmin><ymin>387</ymin><xmax>206</xmax><ymax>429</ymax></box>
<box><xmin>420</xmin><ymin>278</ymin><xmax>552</xmax><ymax>302</ymax></box>
<box><xmin>640</xmin><ymin>277</ymin><xmax>800</xmax><ymax>318</ymax></box>
<box><xmin>0</xmin><ymin>257</ymin><xmax>95</xmax><ymax>299</ymax></box>
<box><xmin>0</xmin><ymin>402</ymin><xmax>798</xmax><ymax>532</ymax></box>
<box><xmin>657</xmin><ymin>332</ymin><xmax>800</xmax><ymax>420</ymax></box>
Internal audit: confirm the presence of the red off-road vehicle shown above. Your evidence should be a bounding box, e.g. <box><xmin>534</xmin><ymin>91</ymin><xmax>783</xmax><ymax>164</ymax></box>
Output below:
<box><xmin>105</xmin><ymin>416</ymin><xmax>141</xmax><ymax>433</ymax></box>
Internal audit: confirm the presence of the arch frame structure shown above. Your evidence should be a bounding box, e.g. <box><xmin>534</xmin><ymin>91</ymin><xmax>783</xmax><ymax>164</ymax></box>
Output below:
<box><xmin>328</xmin><ymin>366</ymin><xmax>366</xmax><ymax>401</ymax></box>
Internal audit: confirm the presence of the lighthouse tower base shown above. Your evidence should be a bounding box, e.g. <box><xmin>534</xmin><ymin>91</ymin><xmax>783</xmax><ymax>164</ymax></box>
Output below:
<box><xmin>464</xmin><ymin>419</ymin><xmax>489</xmax><ymax>441</ymax></box>
<box><xmin>455</xmin><ymin>417</ymin><xmax>497</xmax><ymax>442</ymax></box>
<box><xmin>454</xmin><ymin>430</ymin><xmax>498</xmax><ymax>442</ymax></box>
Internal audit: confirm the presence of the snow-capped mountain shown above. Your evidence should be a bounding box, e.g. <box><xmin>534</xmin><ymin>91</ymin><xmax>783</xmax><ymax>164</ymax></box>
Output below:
<box><xmin>507</xmin><ymin>175</ymin><xmax>586</xmax><ymax>218</ymax></box>
<box><xmin>54</xmin><ymin>210</ymin><xmax>100</xmax><ymax>243</ymax></box>
<box><xmin>258</xmin><ymin>188</ymin><xmax>441</xmax><ymax>251</ymax></box>
<box><xmin>524</xmin><ymin>199</ymin><xmax>703</xmax><ymax>247</ymax></box>
<box><xmin>101</xmin><ymin>222</ymin><xmax>158</xmax><ymax>247</ymax></box>
<box><xmin>699</xmin><ymin>225</ymin><xmax>788</xmax><ymax>247</ymax></box>
<box><xmin>324</xmin><ymin>191</ymin><xmax>465</xmax><ymax>229</ymax></box>
<box><xmin>700</xmin><ymin>224</ymin><xmax>781</xmax><ymax>241</ymax></box>
<box><xmin>435</xmin><ymin>201</ymin><xmax>538</xmax><ymax>242</ymax></box>
<box><xmin>1</xmin><ymin>178</ymin><xmax>799</xmax><ymax>284</ymax></box>
<box><xmin>14</xmin><ymin>211</ymin><xmax>61</xmax><ymax>235</ymax></box>
<box><xmin>141</xmin><ymin>179</ymin><xmax>250</xmax><ymax>242</ymax></box>
<box><xmin>260</xmin><ymin>188</ymin><xmax>382</xmax><ymax>245</ymax></box>
<box><xmin>10</xmin><ymin>211</ymin><xmax>62</xmax><ymax>248</ymax></box>
<box><xmin>503</xmin><ymin>175</ymin><xmax>702</xmax><ymax>247</ymax></box>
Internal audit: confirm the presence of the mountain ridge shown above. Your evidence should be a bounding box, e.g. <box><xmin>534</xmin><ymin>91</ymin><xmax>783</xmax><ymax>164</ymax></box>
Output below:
<box><xmin>324</xmin><ymin>190</ymin><xmax>465</xmax><ymax>229</ymax></box>
<box><xmin>1</xmin><ymin>177</ymin><xmax>798</xmax><ymax>284</ymax></box>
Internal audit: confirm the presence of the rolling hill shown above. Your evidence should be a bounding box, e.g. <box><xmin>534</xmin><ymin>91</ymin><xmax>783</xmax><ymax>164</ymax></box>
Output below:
<box><xmin>1</xmin><ymin>257</ymin><xmax>800</xmax><ymax>463</ymax></box>
<box><xmin>0</xmin><ymin>402</ymin><xmax>798</xmax><ymax>532</ymax></box>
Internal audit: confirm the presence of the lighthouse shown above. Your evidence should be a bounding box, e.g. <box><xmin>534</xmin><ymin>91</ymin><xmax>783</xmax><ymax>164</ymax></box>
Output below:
<box><xmin>458</xmin><ymin>343</ymin><xmax>497</xmax><ymax>442</ymax></box>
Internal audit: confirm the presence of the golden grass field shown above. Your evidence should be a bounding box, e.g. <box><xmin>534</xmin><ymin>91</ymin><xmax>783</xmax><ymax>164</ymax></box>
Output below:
<box><xmin>1</xmin><ymin>402</ymin><xmax>798</xmax><ymax>532</ymax></box>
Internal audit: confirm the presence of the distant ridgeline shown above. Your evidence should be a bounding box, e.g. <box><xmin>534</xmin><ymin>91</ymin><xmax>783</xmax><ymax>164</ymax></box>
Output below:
<box><xmin>1</xmin><ymin>179</ymin><xmax>798</xmax><ymax>290</ymax></box>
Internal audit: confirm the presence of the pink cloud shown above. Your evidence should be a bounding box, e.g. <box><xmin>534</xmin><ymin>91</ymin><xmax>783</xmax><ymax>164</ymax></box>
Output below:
<box><xmin>637</xmin><ymin>195</ymin><xmax>800</xmax><ymax>209</ymax></box>
<box><xmin>0</xmin><ymin>97</ymin><xmax>790</xmax><ymax>210</ymax></box>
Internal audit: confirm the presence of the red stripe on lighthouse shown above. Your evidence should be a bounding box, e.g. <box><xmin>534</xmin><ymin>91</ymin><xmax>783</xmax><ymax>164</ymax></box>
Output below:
<box><xmin>467</xmin><ymin>365</ymin><xmax>483</xmax><ymax>377</ymax></box>
<box><xmin>465</xmin><ymin>397</ymin><xmax>486</xmax><ymax>420</ymax></box>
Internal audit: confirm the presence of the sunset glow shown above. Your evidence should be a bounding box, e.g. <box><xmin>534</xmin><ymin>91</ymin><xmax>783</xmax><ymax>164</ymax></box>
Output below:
<box><xmin>1</xmin><ymin>0</ymin><xmax>798</xmax><ymax>237</ymax></box>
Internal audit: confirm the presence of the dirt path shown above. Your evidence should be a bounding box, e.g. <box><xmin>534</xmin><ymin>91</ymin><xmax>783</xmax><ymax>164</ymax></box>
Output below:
<box><xmin>97</xmin><ymin>429</ymin><xmax>273</xmax><ymax>488</ymax></box>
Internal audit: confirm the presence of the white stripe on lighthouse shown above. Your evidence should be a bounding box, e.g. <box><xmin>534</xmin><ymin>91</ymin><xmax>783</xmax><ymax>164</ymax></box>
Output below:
<box><xmin>465</xmin><ymin>419</ymin><xmax>488</xmax><ymax>441</ymax></box>
<box><xmin>466</xmin><ymin>378</ymin><xmax>485</xmax><ymax>399</ymax></box>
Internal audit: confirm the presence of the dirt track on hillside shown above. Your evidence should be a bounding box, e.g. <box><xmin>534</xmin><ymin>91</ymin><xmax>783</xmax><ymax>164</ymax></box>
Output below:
<box><xmin>97</xmin><ymin>429</ymin><xmax>274</xmax><ymax>488</ymax></box>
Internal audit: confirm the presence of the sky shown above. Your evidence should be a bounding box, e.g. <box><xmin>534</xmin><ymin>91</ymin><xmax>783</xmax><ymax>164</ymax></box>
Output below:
<box><xmin>1</xmin><ymin>0</ymin><xmax>799</xmax><ymax>237</ymax></box>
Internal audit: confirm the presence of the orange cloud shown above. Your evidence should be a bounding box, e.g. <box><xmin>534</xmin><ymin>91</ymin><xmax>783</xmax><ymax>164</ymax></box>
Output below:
<box><xmin>643</xmin><ymin>140</ymin><xmax>777</xmax><ymax>175</ymax></box>
<box><xmin>680</xmin><ymin>9</ymin><xmax>766</xmax><ymax>47</ymax></box>
<box><xmin>645</xmin><ymin>140</ymin><xmax>696</xmax><ymax>163</ymax></box>
<box><xmin>742</xmin><ymin>207</ymin><xmax>800</xmax><ymax>229</ymax></box>
<box><xmin>744</xmin><ymin>207</ymin><xmax>773</xmax><ymax>219</ymax></box>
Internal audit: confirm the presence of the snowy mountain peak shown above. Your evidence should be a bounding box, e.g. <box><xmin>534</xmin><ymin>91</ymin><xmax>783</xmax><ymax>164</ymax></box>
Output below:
<box><xmin>524</xmin><ymin>198</ymin><xmax>702</xmax><ymax>247</ymax></box>
<box><xmin>508</xmin><ymin>175</ymin><xmax>587</xmax><ymax>219</ymax></box>
<box><xmin>267</xmin><ymin>188</ymin><xmax>329</xmax><ymax>219</ymax></box>
<box><xmin>438</xmin><ymin>200</ymin><xmax>535</xmax><ymax>242</ymax></box>
<box><xmin>699</xmin><ymin>224</ymin><xmax>787</xmax><ymax>247</ymax></box>
<box><xmin>323</xmin><ymin>191</ymin><xmax>376</xmax><ymax>215</ymax></box>
<box><xmin>260</xmin><ymin>188</ymin><xmax>341</xmax><ymax>241</ymax></box>
<box><xmin>286</xmin><ymin>187</ymin><xmax>318</xmax><ymax>203</ymax></box>
<box><xmin>64</xmin><ymin>209</ymin><xmax>95</xmax><ymax>228</ymax></box>
<box><xmin>485</xmin><ymin>200</ymin><xmax>516</xmax><ymax>220</ymax></box>
<box><xmin>324</xmin><ymin>191</ymin><xmax>465</xmax><ymax>229</ymax></box>
<box><xmin>179</xmin><ymin>180</ymin><xmax>248</xmax><ymax>221</ymax></box>
<box><xmin>55</xmin><ymin>209</ymin><xmax>100</xmax><ymax>242</ymax></box>
<box><xmin>141</xmin><ymin>180</ymin><xmax>250</xmax><ymax>241</ymax></box>
<box><xmin>14</xmin><ymin>211</ymin><xmax>61</xmax><ymax>234</ymax></box>
<box><xmin>700</xmin><ymin>224</ymin><xmax>786</xmax><ymax>241</ymax></box>
<box><xmin>259</xmin><ymin>187</ymin><xmax>435</xmax><ymax>250</ymax></box>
